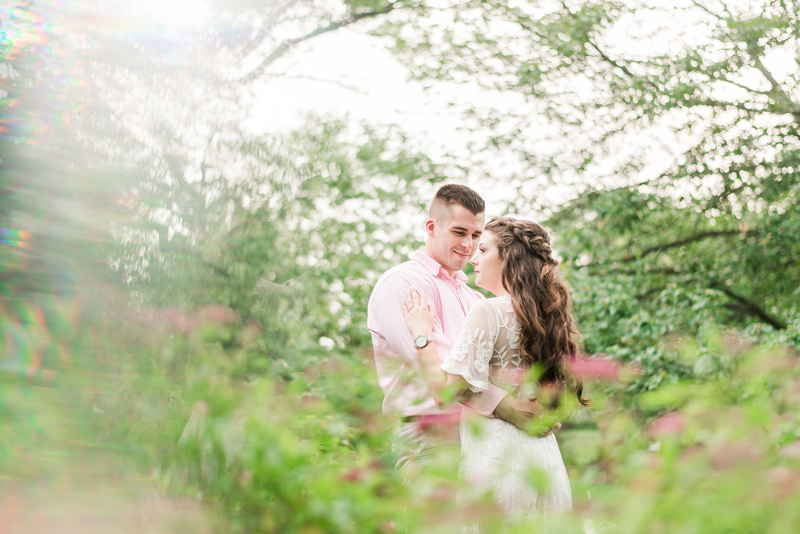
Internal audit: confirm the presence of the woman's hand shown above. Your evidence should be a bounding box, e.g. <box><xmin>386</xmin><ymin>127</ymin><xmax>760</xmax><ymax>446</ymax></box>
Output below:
<box><xmin>401</xmin><ymin>290</ymin><xmax>434</xmax><ymax>336</ymax></box>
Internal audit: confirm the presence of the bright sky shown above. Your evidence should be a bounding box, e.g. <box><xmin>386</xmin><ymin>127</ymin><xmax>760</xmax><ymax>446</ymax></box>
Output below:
<box><xmin>245</xmin><ymin>26</ymin><xmax>550</xmax><ymax>219</ymax></box>
<box><xmin>246</xmin><ymin>27</ymin><xmax>522</xmax><ymax>153</ymax></box>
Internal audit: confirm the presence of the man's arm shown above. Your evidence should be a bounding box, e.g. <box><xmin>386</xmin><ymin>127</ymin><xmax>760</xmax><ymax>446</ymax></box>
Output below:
<box><xmin>371</xmin><ymin>273</ymin><xmax>442</xmax><ymax>371</ymax></box>
<box><xmin>371</xmin><ymin>273</ymin><xmax>508</xmax><ymax>415</ymax></box>
<box><xmin>493</xmin><ymin>395</ymin><xmax>558</xmax><ymax>435</ymax></box>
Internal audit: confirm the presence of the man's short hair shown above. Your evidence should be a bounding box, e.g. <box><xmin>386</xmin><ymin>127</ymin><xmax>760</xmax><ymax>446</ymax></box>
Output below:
<box><xmin>429</xmin><ymin>184</ymin><xmax>485</xmax><ymax>221</ymax></box>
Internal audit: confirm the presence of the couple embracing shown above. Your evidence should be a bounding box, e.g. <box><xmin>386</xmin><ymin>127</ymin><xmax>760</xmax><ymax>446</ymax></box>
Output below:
<box><xmin>367</xmin><ymin>185</ymin><xmax>589</xmax><ymax>530</ymax></box>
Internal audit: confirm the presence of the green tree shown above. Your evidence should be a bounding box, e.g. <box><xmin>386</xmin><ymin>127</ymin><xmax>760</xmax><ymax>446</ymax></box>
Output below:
<box><xmin>372</xmin><ymin>0</ymin><xmax>800</xmax><ymax>388</ymax></box>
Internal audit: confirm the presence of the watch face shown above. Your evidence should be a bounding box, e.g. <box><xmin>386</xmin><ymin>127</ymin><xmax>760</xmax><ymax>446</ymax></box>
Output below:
<box><xmin>414</xmin><ymin>335</ymin><xmax>427</xmax><ymax>348</ymax></box>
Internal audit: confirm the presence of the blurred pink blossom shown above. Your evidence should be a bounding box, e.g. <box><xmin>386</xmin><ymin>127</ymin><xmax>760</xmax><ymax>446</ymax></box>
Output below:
<box><xmin>709</xmin><ymin>441</ymin><xmax>761</xmax><ymax>469</ymax></box>
<box><xmin>198</xmin><ymin>305</ymin><xmax>238</xmax><ymax>325</ymax></box>
<box><xmin>779</xmin><ymin>441</ymin><xmax>800</xmax><ymax>459</ymax></box>
<box><xmin>649</xmin><ymin>412</ymin><xmax>685</xmax><ymax>437</ymax></box>
<box><xmin>341</xmin><ymin>468</ymin><xmax>364</xmax><ymax>482</ymax></box>
<box><xmin>415</xmin><ymin>412</ymin><xmax>460</xmax><ymax>431</ymax></box>
<box><xmin>165</xmin><ymin>308</ymin><xmax>190</xmax><ymax>332</ymax></box>
<box><xmin>566</xmin><ymin>356</ymin><xmax>620</xmax><ymax>380</ymax></box>
<box><xmin>767</xmin><ymin>466</ymin><xmax>799</xmax><ymax>499</ymax></box>
<box><xmin>430</xmin><ymin>485</ymin><xmax>456</xmax><ymax>501</ymax></box>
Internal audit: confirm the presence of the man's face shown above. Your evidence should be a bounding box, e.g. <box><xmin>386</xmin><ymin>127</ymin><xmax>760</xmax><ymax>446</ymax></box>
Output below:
<box><xmin>426</xmin><ymin>204</ymin><xmax>485</xmax><ymax>274</ymax></box>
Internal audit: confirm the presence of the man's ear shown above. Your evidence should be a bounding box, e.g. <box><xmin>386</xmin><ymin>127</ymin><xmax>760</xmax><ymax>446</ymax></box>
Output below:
<box><xmin>424</xmin><ymin>218</ymin><xmax>436</xmax><ymax>237</ymax></box>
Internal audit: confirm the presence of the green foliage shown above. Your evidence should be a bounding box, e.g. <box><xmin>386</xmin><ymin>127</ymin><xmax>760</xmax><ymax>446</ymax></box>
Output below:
<box><xmin>4</xmin><ymin>0</ymin><xmax>800</xmax><ymax>532</ymax></box>
<box><xmin>107</xmin><ymin>116</ymin><xmax>444</xmax><ymax>361</ymax></box>
<box><xmin>582</xmin><ymin>343</ymin><xmax>800</xmax><ymax>533</ymax></box>
<box><xmin>551</xmin><ymin>183</ymin><xmax>800</xmax><ymax>391</ymax></box>
<box><xmin>87</xmin><ymin>282</ymin><xmax>800</xmax><ymax>533</ymax></box>
<box><xmin>371</xmin><ymin>0</ymin><xmax>800</xmax><ymax>387</ymax></box>
<box><xmin>97</xmin><ymin>304</ymin><xmax>403</xmax><ymax>532</ymax></box>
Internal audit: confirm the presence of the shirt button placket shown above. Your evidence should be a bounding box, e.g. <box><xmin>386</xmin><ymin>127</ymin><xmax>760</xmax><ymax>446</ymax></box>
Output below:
<box><xmin>456</xmin><ymin>284</ymin><xmax>468</xmax><ymax>314</ymax></box>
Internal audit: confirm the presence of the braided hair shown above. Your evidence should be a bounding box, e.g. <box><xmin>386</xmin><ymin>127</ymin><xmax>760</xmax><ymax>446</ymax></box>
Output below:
<box><xmin>484</xmin><ymin>216</ymin><xmax>589</xmax><ymax>406</ymax></box>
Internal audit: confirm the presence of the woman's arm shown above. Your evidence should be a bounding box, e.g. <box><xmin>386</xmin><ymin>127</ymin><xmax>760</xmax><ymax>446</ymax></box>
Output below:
<box><xmin>402</xmin><ymin>290</ymin><xmax>470</xmax><ymax>408</ymax></box>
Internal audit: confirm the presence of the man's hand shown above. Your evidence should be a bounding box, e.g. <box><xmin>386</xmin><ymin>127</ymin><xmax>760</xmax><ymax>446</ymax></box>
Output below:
<box><xmin>493</xmin><ymin>394</ymin><xmax>560</xmax><ymax>437</ymax></box>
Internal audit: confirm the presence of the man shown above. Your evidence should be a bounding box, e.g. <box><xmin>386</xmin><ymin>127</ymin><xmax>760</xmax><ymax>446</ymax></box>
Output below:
<box><xmin>367</xmin><ymin>184</ymin><xmax>548</xmax><ymax>474</ymax></box>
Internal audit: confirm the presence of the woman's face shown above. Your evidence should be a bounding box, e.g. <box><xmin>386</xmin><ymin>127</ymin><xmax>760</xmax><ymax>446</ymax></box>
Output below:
<box><xmin>471</xmin><ymin>231</ymin><xmax>506</xmax><ymax>296</ymax></box>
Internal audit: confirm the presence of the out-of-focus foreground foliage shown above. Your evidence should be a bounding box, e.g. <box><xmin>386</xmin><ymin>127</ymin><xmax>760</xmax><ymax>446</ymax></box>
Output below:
<box><xmin>2</xmin><ymin>0</ymin><xmax>800</xmax><ymax>533</ymax></box>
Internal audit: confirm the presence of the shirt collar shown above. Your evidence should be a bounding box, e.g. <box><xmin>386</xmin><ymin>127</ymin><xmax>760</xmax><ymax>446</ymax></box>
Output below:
<box><xmin>412</xmin><ymin>251</ymin><xmax>469</xmax><ymax>285</ymax></box>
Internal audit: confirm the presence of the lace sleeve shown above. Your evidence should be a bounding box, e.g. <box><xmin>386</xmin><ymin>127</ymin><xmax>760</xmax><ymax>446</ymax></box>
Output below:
<box><xmin>441</xmin><ymin>300</ymin><xmax>499</xmax><ymax>392</ymax></box>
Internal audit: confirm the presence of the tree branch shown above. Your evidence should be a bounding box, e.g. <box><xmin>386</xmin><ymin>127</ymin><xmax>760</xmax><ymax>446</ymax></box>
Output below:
<box><xmin>585</xmin><ymin>39</ymin><xmax>639</xmax><ymax>80</ymax></box>
<box><xmin>694</xmin><ymin>97</ymin><xmax>756</xmax><ymax>113</ymax></box>
<box><xmin>262</xmin><ymin>73</ymin><xmax>369</xmax><ymax>95</ymax></box>
<box><xmin>633</xmin><ymin>229</ymin><xmax>753</xmax><ymax>260</ymax></box>
<box><xmin>711</xmin><ymin>283</ymin><xmax>787</xmax><ymax>330</ymax></box>
<box><xmin>689</xmin><ymin>0</ymin><xmax>726</xmax><ymax>21</ymax></box>
<box><xmin>574</xmin><ymin>228</ymin><xmax>758</xmax><ymax>269</ymax></box>
<box><xmin>578</xmin><ymin>6</ymin><xmax>787</xmax><ymax>121</ymax></box>
<box><xmin>584</xmin><ymin>266</ymin><xmax>682</xmax><ymax>276</ymax></box>
<box><xmin>585</xmin><ymin>39</ymin><xmax>756</xmax><ymax>117</ymax></box>
<box><xmin>166</xmin><ymin>244</ymin><xmax>231</xmax><ymax>278</ymax></box>
<box><xmin>716</xmin><ymin>75</ymin><xmax>772</xmax><ymax>96</ymax></box>
<box><xmin>717</xmin><ymin>0</ymin><xmax>734</xmax><ymax>17</ymax></box>
<box><xmin>751</xmin><ymin>55</ymin><xmax>782</xmax><ymax>94</ymax></box>
<box><xmin>581</xmin><ymin>270</ymin><xmax>786</xmax><ymax>330</ymax></box>
<box><xmin>750</xmin><ymin>54</ymin><xmax>800</xmax><ymax>122</ymax></box>
<box><xmin>558</xmin><ymin>1</ymin><xmax>643</xmax><ymax>83</ymax></box>
<box><xmin>238</xmin><ymin>3</ymin><xmax>400</xmax><ymax>83</ymax></box>
<box><xmin>576</xmin><ymin>230</ymin><xmax>752</xmax><ymax>270</ymax></box>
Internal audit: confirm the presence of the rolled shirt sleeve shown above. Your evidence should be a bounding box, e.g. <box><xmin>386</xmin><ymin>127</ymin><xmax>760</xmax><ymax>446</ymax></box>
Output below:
<box><xmin>370</xmin><ymin>272</ymin><xmax>446</xmax><ymax>371</ymax></box>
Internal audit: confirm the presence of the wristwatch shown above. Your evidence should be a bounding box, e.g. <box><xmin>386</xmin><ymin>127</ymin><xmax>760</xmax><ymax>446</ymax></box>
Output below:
<box><xmin>413</xmin><ymin>334</ymin><xmax>435</xmax><ymax>349</ymax></box>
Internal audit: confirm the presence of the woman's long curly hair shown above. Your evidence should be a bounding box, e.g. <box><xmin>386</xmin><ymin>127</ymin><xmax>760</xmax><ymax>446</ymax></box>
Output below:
<box><xmin>484</xmin><ymin>216</ymin><xmax>589</xmax><ymax>406</ymax></box>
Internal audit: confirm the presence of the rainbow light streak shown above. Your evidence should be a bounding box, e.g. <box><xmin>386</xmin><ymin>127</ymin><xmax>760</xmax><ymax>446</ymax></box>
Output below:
<box><xmin>0</xmin><ymin>228</ymin><xmax>31</xmax><ymax>239</ymax></box>
<box><xmin>0</xmin><ymin>228</ymin><xmax>30</xmax><ymax>248</ymax></box>
<box><xmin>0</xmin><ymin>5</ymin><xmax>48</xmax><ymax>61</ymax></box>
<box><xmin>1</xmin><ymin>297</ymin><xmax>77</xmax><ymax>379</ymax></box>
<box><xmin>0</xmin><ymin>0</ymin><xmax>281</xmax><ymax>148</ymax></box>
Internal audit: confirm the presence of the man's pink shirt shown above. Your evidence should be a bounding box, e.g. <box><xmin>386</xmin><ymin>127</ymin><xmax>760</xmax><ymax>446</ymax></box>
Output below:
<box><xmin>367</xmin><ymin>250</ymin><xmax>508</xmax><ymax>418</ymax></box>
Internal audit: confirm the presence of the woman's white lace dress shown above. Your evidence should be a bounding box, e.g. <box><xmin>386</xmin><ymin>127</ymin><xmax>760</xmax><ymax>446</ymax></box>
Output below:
<box><xmin>441</xmin><ymin>295</ymin><xmax>573</xmax><ymax>529</ymax></box>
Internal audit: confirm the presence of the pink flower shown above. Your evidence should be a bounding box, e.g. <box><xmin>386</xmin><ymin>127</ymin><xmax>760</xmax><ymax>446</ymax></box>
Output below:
<box><xmin>199</xmin><ymin>305</ymin><xmax>238</xmax><ymax>325</ymax></box>
<box><xmin>767</xmin><ymin>467</ymin><xmax>800</xmax><ymax>499</ymax></box>
<box><xmin>341</xmin><ymin>468</ymin><xmax>364</xmax><ymax>482</ymax></box>
<box><xmin>780</xmin><ymin>441</ymin><xmax>800</xmax><ymax>459</ymax></box>
<box><xmin>415</xmin><ymin>412</ymin><xmax>460</xmax><ymax>431</ymax></box>
<box><xmin>566</xmin><ymin>356</ymin><xmax>620</xmax><ymax>381</ymax></box>
<box><xmin>649</xmin><ymin>412</ymin><xmax>685</xmax><ymax>438</ymax></box>
<box><xmin>709</xmin><ymin>441</ymin><xmax>761</xmax><ymax>469</ymax></box>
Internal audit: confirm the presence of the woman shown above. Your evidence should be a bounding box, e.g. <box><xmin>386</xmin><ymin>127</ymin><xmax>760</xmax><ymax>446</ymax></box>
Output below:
<box><xmin>402</xmin><ymin>216</ymin><xmax>589</xmax><ymax>529</ymax></box>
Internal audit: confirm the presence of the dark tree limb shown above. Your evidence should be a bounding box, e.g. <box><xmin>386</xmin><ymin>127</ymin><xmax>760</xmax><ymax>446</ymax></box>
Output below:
<box><xmin>162</xmin><ymin>243</ymin><xmax>231</xmax><ymax>278</ymax></box>
<box><xmin>694</xmin><ymin>97</ymin><xmax>757</xmax><ymax>113</ymax></box>
<box><xmin>200</xmin><ymin>259</ymin><xmax>231</xmax><ymax>278</ymax></box>
<box><xmin>574</xmin><ymin>4</ymin><xmax>792</xmax><ymax>122</ymax></box>
<box><xmin>711</xmin><ymin>283</ymin><xmax>787</xmax><ymax>330</ymax></box>
<box><xmin>689</xmin><ymin>0</ymin><xmax>726</xmax><ymax>20</ymax></box>
<box><xmin>716</xmin><ymin>76</ymin><xmax>772</xmax><ymax>96</ymax></box>
<box><xmin>583</xmin><ymin>269</ymin><xmax>786</xmax><ymax>330</ymax></box>
<box><xmin>635</xmin><ymin>229</ymin><xmax>751</xmax><ymax>259</ymax></box>
<box><xmin>752</xmin><ymin>55</ymin><xmax>784</xmax><ymax>95</ymax></box>
<box><xmin>585</xmin><ymin>40</ymin><xmax>757</xmax><ymax>116</ymax></box>
<box><xmin>578</xmin><ymin>229</ymin><xmax>756</xmax><ymax>269</ymax></box>
<box><xmin>584</xmin><ymin>266</ymin><xmax>682</xmax><ymax>276</ymax></box>
<box><xmin>239</xmin><ymin>3</ymin><xmax>400</xmax><ymax>83</ymax></box>
<box><xmin>750</xmin><ymin>54</ymin><xmax>800</xmax><ymax>123</ymax></box>
<box><xmin>585</xmin><ymin>40</ymin><xmax>638</xmax><ymax>80</ymax></box>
